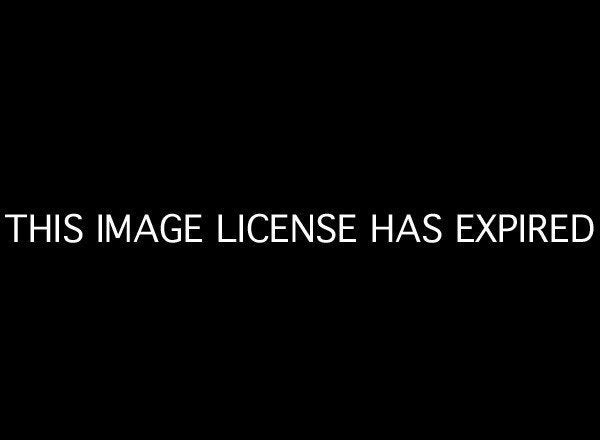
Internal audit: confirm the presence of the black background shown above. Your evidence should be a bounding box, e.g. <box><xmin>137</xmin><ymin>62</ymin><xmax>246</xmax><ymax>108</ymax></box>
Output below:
<box><xmin>1</xmin><ymin>6</ymin><xmax>597</xmax><ymax>434</ymax></box>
